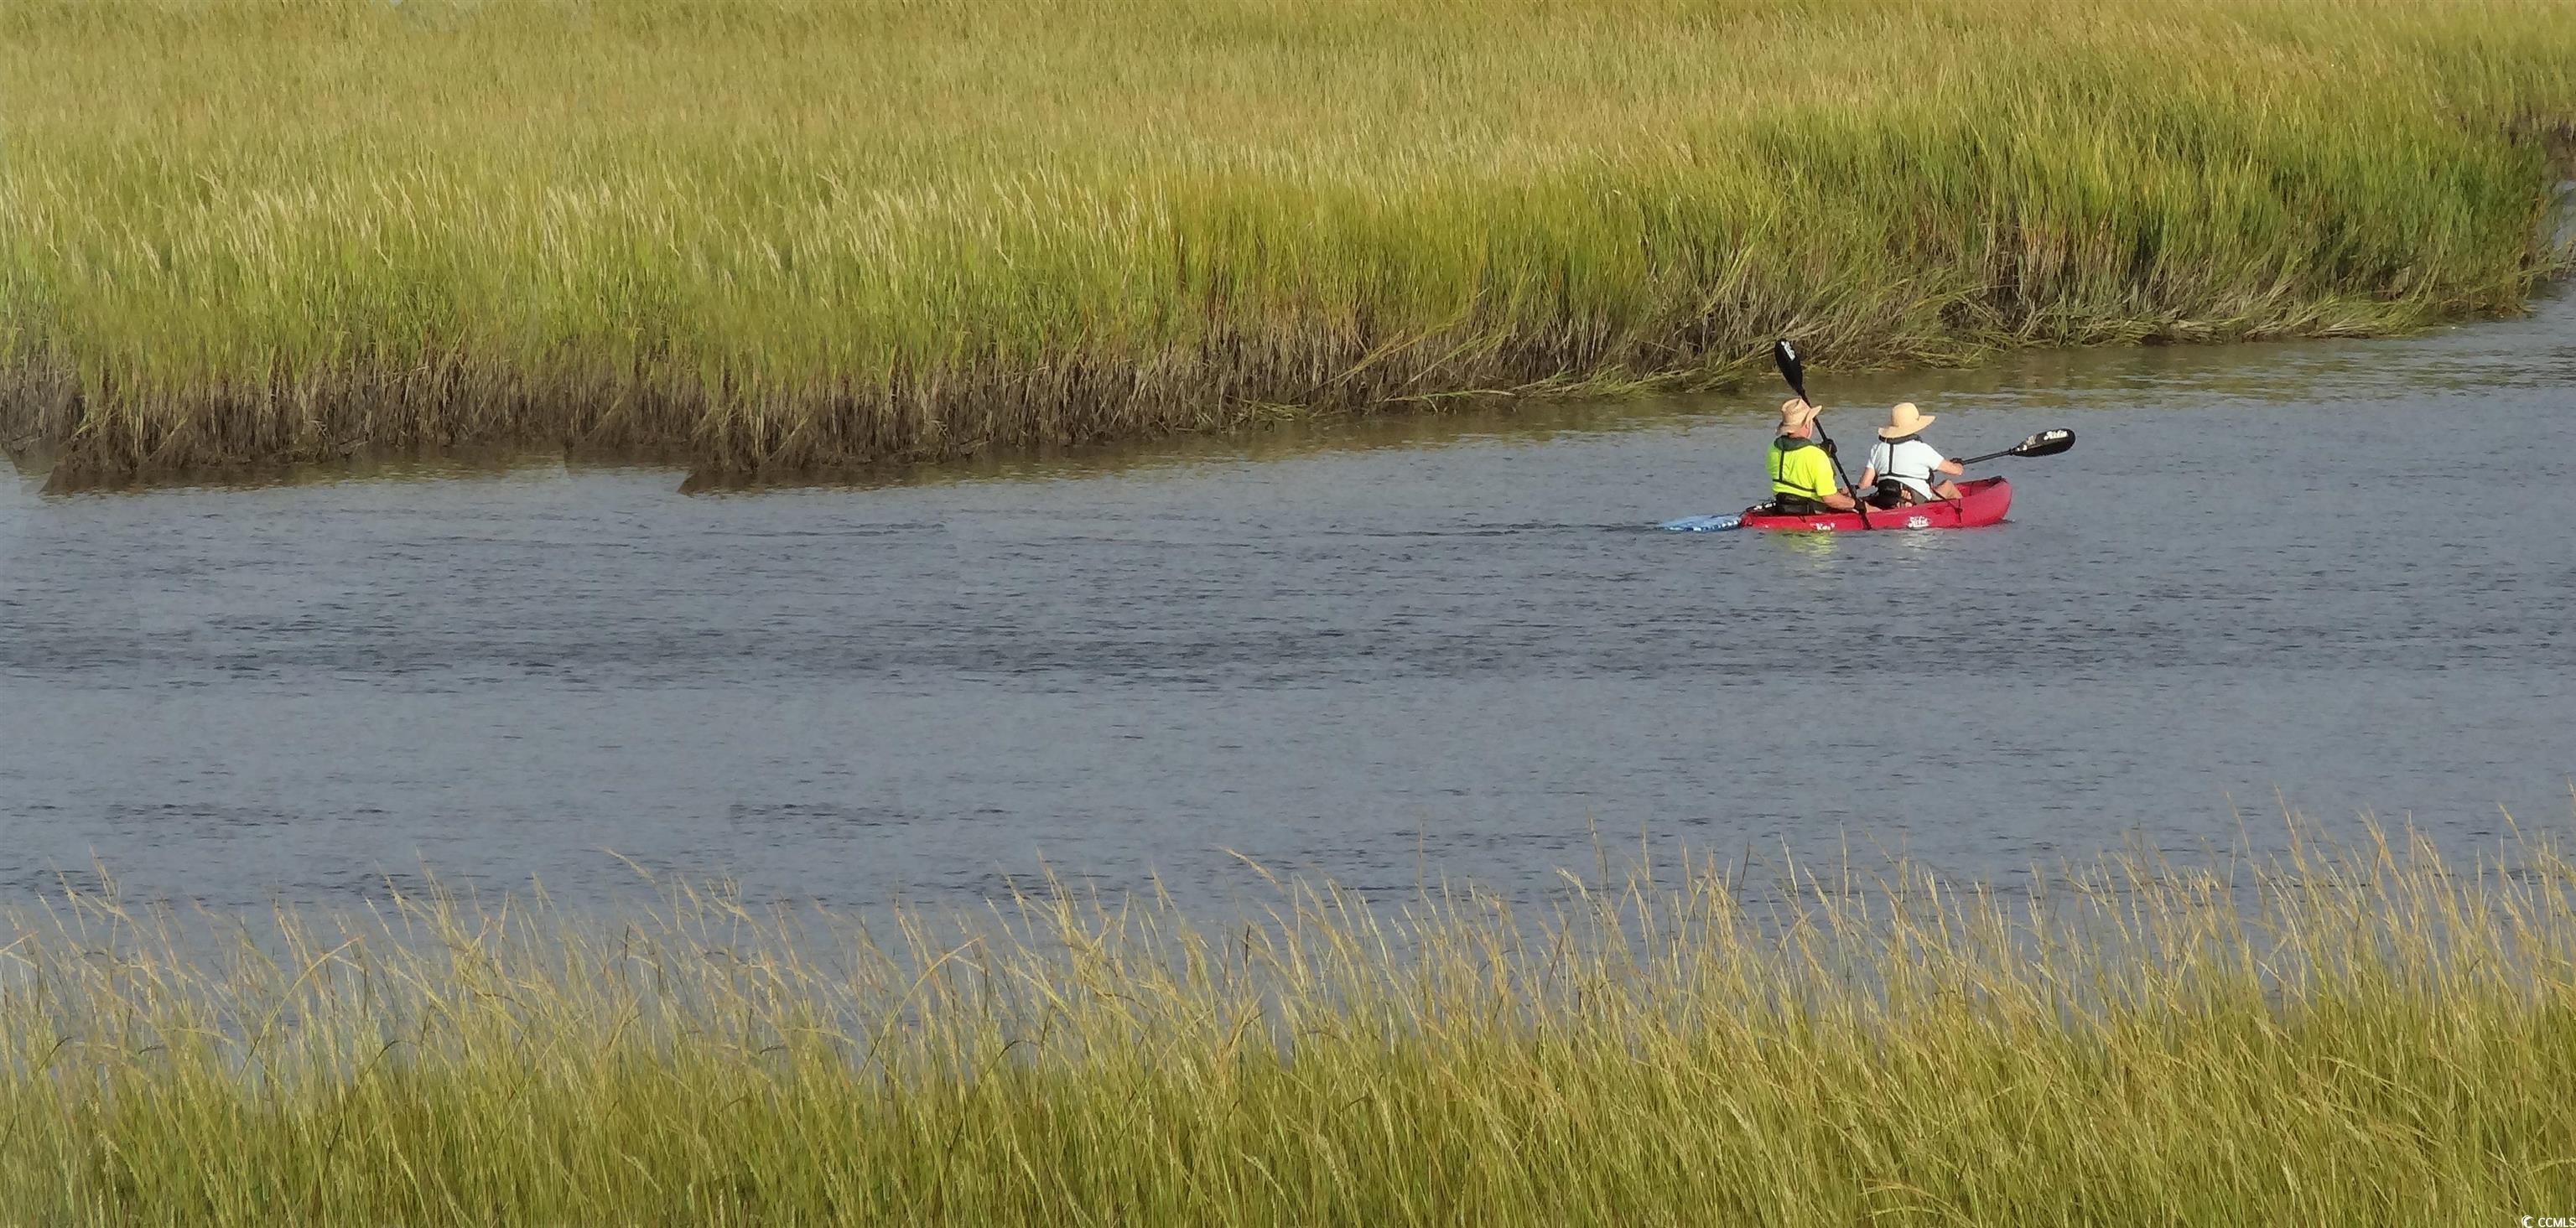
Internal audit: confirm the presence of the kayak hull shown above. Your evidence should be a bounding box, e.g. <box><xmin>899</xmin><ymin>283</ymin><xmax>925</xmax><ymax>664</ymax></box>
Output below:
<box><xmin>1738</xmin><ymin>477</ymin><xmax>2012</xmax><ymax>531</ymax></box>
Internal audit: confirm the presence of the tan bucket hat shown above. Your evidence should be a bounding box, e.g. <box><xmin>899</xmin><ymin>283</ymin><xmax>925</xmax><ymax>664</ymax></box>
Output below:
<box><xmin>1877</xmin><ymin>402</ymin><xmax>1935</xmax><ymax>440</ymax></box>
<box><xmin>1777</xmin><ymin>397</ymin><xmax>1821</xmax><ymax>431</ymax></box>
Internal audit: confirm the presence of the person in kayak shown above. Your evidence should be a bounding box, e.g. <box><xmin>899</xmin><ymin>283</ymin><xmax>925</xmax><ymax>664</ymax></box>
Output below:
<box><xmin>1766</xmin><ymin>397</ymin><xmax>1857</xmax><ymax>514</ymax></box>
<box><xmin>1858</xmin><ymin>402</ymin><xmax>1965</xmax><ymax>506</ymax></box>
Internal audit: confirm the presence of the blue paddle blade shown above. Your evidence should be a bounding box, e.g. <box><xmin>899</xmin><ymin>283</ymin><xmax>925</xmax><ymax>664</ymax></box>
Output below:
<box><xmin>1658</xmin><ymin>513</ymin><xmax>1743</xmax><ymax>532</ymax></box>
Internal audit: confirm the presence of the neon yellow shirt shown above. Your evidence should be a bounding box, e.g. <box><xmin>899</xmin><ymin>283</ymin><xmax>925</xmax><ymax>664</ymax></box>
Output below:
<box><xmin>1767</xmin><ymin>438</ymin><xmax>1839</xmax><ymax>500</ymax></box>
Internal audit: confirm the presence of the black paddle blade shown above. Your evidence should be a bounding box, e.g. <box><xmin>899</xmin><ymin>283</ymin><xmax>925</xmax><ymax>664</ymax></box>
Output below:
<box><xmin>1956</xmin><ymin>428</ymin><xmax>2075</xmax><ymax>465</ymax></box>
<box><xmin>1770</xmin><ymin>339</ymin><xmax>1807</xmax><ymax>401</ymax></box>
<box><xmin>2012</xmin><ymin>428</ymin><xmax>2075</xmax><ymax>458</ymax></box>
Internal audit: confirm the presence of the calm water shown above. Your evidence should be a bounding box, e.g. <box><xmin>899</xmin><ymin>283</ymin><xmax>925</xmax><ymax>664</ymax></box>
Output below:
<box><xmin>4</xmin><ymin>297</ymin><xmax>2573</xmax><ymax>910</ymax></box>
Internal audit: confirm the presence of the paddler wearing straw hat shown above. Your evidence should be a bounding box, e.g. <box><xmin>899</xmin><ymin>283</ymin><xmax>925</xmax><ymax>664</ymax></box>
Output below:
<box><xmin>1858</xmin><ymin>402</ymin><xmax>1965</xmax><ymax>506</ymax></box>
<box><xmin>1763</xmin><ymin>397</ymin><xmax>1858</xmax><ymax>514</ymax></box>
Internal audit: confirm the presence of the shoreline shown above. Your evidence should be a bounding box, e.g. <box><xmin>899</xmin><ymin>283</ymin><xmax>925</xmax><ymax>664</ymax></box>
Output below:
<box><xmin>13</xmin><ymin>279</ymin><xmax>2571</xmax><ymax>497</ymax></box>
<box><xmin>7</xmin><ymin>816</ymin><xmax>2571</xmax><ymax>1222</ymax></box>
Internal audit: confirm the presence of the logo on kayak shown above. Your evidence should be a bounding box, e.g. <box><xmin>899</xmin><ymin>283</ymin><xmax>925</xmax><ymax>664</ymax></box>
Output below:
<box><xmin>1906</xmin><ymin>515</ymin><xmax>1931</xmax><ymax>529</ymax></box>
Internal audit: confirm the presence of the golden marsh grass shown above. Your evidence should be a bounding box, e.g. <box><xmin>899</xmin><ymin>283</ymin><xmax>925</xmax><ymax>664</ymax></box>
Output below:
<box><xmin>4</xmin><ymin>816</ymin><xmax>2574</xmax><ymax>1224</ymax></box>
<box><xmin>3</xmin><ymin>0</ymin><xmax>2573</xmax><ymax>486</ymax></box>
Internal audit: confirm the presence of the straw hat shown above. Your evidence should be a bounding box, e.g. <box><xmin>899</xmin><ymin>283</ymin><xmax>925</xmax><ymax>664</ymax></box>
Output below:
<box><xmin>1777</xmin><ymin>397</ymin><xmax>1820</xmax><ymax>431</ymax></box>
<box><xmin>1877</xmin><ymin>402</ymin><xmax>1935</xmax><ymax>440</ymax></box>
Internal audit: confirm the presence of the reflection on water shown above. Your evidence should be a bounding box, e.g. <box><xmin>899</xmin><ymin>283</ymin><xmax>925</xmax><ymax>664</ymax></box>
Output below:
<box><xmin>3</xmin><ymin>291</ymin><xmax>2573</xmax><ymax>910</ymax></box>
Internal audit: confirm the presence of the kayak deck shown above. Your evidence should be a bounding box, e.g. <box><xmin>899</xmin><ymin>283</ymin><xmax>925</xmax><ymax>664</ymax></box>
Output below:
<box><xmin>1738</xmin><ymin>477</ymin><xmax>2011</xmax><ymax>531</ymax></box>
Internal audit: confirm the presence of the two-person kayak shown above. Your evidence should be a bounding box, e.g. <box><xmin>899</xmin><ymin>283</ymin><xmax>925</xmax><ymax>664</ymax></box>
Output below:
<box><xmin>1657</xmin><ymin>339</ymin><xmax>2073</xmax><ymax>535</ymax></box>
<box><xmin>1659</xmin><ymin>477</ymin><xmax>2012</xmax><ymax>533</ymax></box>
<box><xmin>1740</xmin><ymin>476</ymin><xmax>2012</xmax><ymax>531</ymax></box>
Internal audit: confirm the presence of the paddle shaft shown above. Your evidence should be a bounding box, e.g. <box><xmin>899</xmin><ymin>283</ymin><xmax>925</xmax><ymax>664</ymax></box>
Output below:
<box><xmin>1810</xmin><ymin>420</ymin><xmax>1869</xmax><ymax>525</ymax></box>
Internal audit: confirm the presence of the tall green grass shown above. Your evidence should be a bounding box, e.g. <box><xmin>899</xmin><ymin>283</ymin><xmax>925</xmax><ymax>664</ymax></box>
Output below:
<box><xmin>3</xmin><ymin>0</ymin><xmax>2573</xmax><ymax>486</ymax></box>
<box><xmin>6</xmin><ymin>818</ymin><xmax>2574</xmax><ymax>1224</ymax></box>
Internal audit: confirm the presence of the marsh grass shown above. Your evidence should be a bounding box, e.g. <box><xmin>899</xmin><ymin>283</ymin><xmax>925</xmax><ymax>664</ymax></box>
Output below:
<box><xmin>3</xmin><ymin>0</ymin><xmax>2575</xmax><ymax>488</ymax></box>
<box><xmin>5</xmin><ymin>816</ymin><xmax>2574</xmax><ymax>1224</ymax></box>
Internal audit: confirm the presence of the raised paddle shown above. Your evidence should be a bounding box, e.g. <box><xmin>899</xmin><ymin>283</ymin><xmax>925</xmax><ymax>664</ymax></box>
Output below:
<box><xmin>1954</xmin><ymin>428</ymin><xmax>2076</xmax><ymax>466</ymax></box>
<box><xmin>1769</xmin><ymin>339</ymin><xmax>1868</xmax><ymax>527</ymax></box>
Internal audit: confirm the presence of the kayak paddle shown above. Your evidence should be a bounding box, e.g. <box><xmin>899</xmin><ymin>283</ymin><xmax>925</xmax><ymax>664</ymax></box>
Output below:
<box><xmin>1770</xmin><ymin>339</ymin><xmax>1867</xmax><ymax>528</ymax></box>
<box><xmin>1955</xmin><ymin>428</ymin><xmax>2075</xmax><ymax>466</ymax></box>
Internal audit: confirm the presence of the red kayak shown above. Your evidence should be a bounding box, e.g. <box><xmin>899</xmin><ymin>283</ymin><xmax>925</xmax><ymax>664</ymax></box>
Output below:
<box><xmin>1740</xmin><ymin>477</ymin><xmax>2012</xmax><ymax>531</ymax></box>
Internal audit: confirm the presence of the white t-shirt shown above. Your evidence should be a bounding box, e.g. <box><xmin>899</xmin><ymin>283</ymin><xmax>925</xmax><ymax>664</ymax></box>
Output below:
<box><xmin>1867</xmin><ymin>438</ymin><xmax>1946</xmax><ymax>499</ymax></box>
